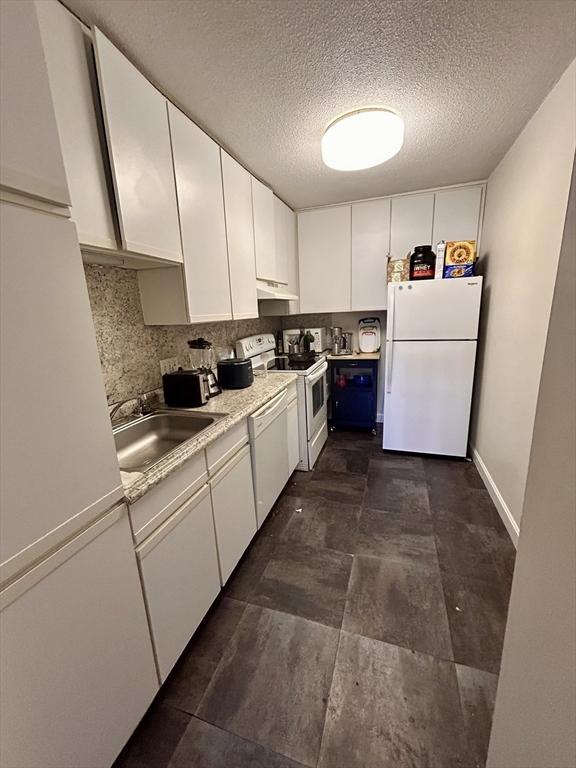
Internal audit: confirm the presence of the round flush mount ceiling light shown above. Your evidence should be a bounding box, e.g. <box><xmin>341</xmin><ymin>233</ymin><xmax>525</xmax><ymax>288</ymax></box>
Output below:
<box><xmin>321</xmin><ymin>107</ymin><xmax>404</xmax><ymax>171</ymax></box>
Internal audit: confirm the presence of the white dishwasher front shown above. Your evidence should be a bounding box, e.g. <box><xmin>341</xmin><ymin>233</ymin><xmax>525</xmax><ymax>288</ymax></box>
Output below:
<box><xmin>249</xmin><ymin>389</ymin><xmax>289</xmax><ymax>528</ymax></box>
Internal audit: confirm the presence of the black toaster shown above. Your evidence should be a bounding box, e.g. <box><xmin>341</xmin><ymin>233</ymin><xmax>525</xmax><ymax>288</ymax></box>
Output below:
<box><xmin>217</xmin><ymin>359</ymin><xmax>254</xmax><ymax>389</ymax></box>
<box><xmin>162</xmin><ymin>369</ymin><xmax>209</xmax><ymax>407</ymax></box>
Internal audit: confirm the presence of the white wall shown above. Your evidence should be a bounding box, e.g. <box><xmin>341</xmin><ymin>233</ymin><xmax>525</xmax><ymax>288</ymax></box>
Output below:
<box><xmin>470</xmin><ymin>60</ymin><xmax>575</xmax><ymax>539</ymax></box>
<box><xmin>487</xmin><ymin>157</ymin><xmax>576</xmax><ymax>768</ymax></box>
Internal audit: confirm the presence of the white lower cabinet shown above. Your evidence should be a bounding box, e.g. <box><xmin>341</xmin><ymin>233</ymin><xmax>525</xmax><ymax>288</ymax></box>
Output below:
<box><xmin>287</xmin><ymin>387</ymin><xmax>300</xmax><ymax>475</ymax></box>
<box><xmin>209</xmin><ymin>444</ymin><xmax>257</xmax><ymax>584</ymax></box>
<box><xmin>0</xmin><ymin>506</ymin><xmax>158</xmax><ymax>768</ymax></box>
<box><xmin>136</xmin><ymin>485</ymin><xmax>220</xmax><ymax>682</ymax></box>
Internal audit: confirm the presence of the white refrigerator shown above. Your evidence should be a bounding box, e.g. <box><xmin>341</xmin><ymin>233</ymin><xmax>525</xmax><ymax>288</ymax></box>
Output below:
<box><xmin>383</xmin><ymin>277</ymin><xmax>483</xmax><ymax>457</ymax></box>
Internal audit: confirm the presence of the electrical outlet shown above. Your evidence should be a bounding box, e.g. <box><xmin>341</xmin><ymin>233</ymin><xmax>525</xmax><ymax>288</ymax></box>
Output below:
<box><xmin>160</xmin><ymin>357</ymin><xmax>179</xmax><ymax>376</ymax></box>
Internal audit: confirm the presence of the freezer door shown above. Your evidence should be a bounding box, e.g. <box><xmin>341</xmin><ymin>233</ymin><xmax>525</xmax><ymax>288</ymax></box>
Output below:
<box><xmin>387</xmin><ymin>278</ymin><xmax>482</xmax><ymax>341</ymax></box>
<box><xmin>383</xmin><ymin>340</ymin><xmax>477</xmax><ymax>457</ymax></box>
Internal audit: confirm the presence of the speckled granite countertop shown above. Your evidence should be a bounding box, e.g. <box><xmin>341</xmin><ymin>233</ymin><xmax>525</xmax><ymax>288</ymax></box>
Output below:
<box><xmin>121</xmin><ymin>372</ymin><xmax>297</xmax><ymax>504</ymax></box>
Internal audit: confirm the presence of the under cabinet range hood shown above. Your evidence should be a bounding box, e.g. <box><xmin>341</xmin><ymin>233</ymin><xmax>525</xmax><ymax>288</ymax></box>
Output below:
<box><xmin>256</xmin><ymin>279</ymin><xmax>298</xmax><ymax>301</ymax></box>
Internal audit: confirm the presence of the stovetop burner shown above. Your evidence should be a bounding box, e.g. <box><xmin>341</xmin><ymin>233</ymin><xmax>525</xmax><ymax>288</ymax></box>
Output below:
<box><xmin>267</xmin><ymin>354</ymin><xmax>322</xmax><ymax>372</ymax></box>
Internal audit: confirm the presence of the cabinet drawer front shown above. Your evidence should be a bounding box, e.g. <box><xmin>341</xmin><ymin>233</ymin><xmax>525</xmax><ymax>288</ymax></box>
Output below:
<box><xmin>137</xmin><ymin>487</ymin><xmax>220</xmax><ymax>681</ymax></box>
<box><xmin>129</xmin><ymin>451</ymin><xmax>208</xmax><ymax>544</ymax></box>
<box><xmin>209</xmin><ymin>445</ymin><xmax>257</xmax><ymax>584</ymax></box>
<box><xmin>206</xmin><ymin>419</ymin><xmax>249</xmax><ymax>475</ymax></box>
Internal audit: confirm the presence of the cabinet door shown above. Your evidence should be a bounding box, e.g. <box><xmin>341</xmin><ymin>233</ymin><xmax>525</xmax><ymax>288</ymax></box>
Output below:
<box><xmin>210</xmin><ymin>445</ymin><xmax>257</xmax><ymax>584</ymax></box>
<box><xmin>287</xmin><ymin>397</ymin><xmax>300</xmax><ymax>474</ymax></box>
<box><xmin>351</xmin><ymin>198</ymin><xmax>390</xmax><ymax>311</ymax></box>
<box><xmin>93</xmin><ymin>29</ymin><xmax>182</xmax><ymax>262</ymax></box>
<box><xmin>0</xmin><ymin>1</ymin><xmax>69</xmax><ymax>206</ymax></box>
<box><xmin>221</xmin><ymin>151</ymin><xmax>258</xmax><ymax>319</ymax></box>
<box><xmin>390</xmin><ymin>193</ymin><xmax>434</xmax><ymax>260</ymax></box>
<box><xmin>260</xmin><ymin>197</ymin><xmax>299</xmax><ymax>316</ymax></box>
<box><xmin>0</xmin><ymin>507</ymin><xmax>158</xmax><ymax>768</ymax></box>
<box><xmin>252</xmin><ymin>176</ymin><xmax>278</xmax><ymax>281</ymax></box>
<box><xmin>298</xmin><ymin>206</ymin><xmax>351</xmax><ymax>312</ymax></box>
<box><xmin>36</xmin><ymin>1</ymin><xmax>118</xmax><ymax>249</ymax></box>
<box><xmin>168</xmin><ymin>104</ymin><xmax>232</xmax><ymax>322</ymax></box>
<box><xmin>137</xmin><ymin>486</ymin><xmax>220</xmax><ymax>682</ymax></box>
<box><xmin>432</xmin><ymin>186</ymin><xmax>483</xmax><ymax>247</ymax></box>
<box><xmin>273</xmin><ymin>195</ymin><xmax>291</xmax><ymax>285</ymax></box>
<box><xmin>0</xmin><ymin>204</ymin><xmax>122</xmax><ymax>575</ymax></box>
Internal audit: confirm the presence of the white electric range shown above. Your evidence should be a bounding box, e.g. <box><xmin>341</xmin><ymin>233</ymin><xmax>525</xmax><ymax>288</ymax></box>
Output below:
<box><xmin>236</xmin><ymin>334</ymin><xmax>328</xmax><ymax>470</ymax></box>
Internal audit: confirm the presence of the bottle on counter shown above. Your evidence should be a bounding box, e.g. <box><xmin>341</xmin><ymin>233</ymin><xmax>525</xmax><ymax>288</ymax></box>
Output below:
<box><xmin>409</xmin><ymin>245</ymin><xmax>436</xmax><ymax>280</ymax></box>
<box><xmin>275</xmin><ymin>330</ymin><xmax>284</xmax><ymax>355</ymax></box>
<box><xmin>300</xmin><ymin>329</ymin><xmax>315</xmax><ymax>353</ymax></box>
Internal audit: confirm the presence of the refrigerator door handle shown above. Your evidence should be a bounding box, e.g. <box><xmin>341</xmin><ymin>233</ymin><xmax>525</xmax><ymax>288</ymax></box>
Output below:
<box><xmin>386</xmin><ymin>340</ymin><xmax>394</xmax><ymax>394</ymax></box>
<box><xmin>386</xmin><ymin>285</ymin><xmax>395</xmax><ymax>394</ymax></box>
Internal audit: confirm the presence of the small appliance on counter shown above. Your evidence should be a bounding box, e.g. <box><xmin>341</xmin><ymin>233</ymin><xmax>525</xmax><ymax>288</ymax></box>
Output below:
<box><xmin>331</xmin><ymin>327</ymin><xmax>352</xmax><ymax>355</ymax></box>
<box><xmin>282</xmin><ymin>327</ymin><xmax>329</xmax><ymax>354</ymax></box>
<box><xmin>163</xmin><ymin>368</ymin><xmax>209</xmax><ymax>407</ymax></box>
<box><xmin>307</xmin><ymin>327</ymin><xmax>330</xmax><ymax>353</ymax></box>
<box><xmin>217</xmin><ymin>358</ymin><xmax>254</xmax><ymax>389</ymax></box>
<box><xmin>188</xmin><ymin>338</ymin><xmax>221</xmax><ymax>397</ymax></box>
<box><xmin>359</xmin><ymin>318</ymin><xmax>381</xmax><ymax>353</ymax></box>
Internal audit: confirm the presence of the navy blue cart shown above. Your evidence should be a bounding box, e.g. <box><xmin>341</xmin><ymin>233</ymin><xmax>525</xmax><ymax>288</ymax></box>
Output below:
<box><xmin>328</xmin><ymin>358</ymin><xmax>379</xmax><ymax>433</ymax></box>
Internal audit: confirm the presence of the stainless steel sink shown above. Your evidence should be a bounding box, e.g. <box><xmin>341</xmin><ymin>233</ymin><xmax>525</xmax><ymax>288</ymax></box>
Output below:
<box><xmin>113</xmin><ymin>409</ymin><xmax>227</xmax><ymax>473</ymax></box>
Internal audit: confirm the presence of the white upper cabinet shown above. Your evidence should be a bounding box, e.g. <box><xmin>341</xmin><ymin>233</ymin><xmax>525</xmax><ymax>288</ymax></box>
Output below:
<box><xmin>259</xmin><ymin>196</ymin><xmax>299</xmax><ymax>316</ymax></box>
<box><xmin>0</xmin><ymin>1</ymin><xmax>69</xmax><ymax>206</ymax></box>
<box><xmin>432</xmin><ymin>186</ymin><xmax>483</xmax><ymax>246</ymax></box>
<box><xmin>221</xmin><ymin>151</ymin><xmax>258</xmax><ymax>319</ymax></box>
<box><xmin>274</xmin><ymin>196</ymin><xmax>294</xmax><ymax>288</ymax></box>
<box><xmin>351</xmin><ymin>198</ymin><xmax>390</xmax><ymax>311</ymax></box>
<box><xmin>390</xmin><ymin>193</ymin><xmax>434</xmax><ymax>259</ymax></box>
<box><xmin>298</xmin><ymin>206</ymin><xmax>351</xmax><ymax>313</ymax></box>
<box><xmin>252</xmin><ymin>176</ymin><xmax>281</xmax><ymax>282</ymax></box>
<box><xmin>93</xmin><ymin>28</ymin><xmax>182</xmax><ymax>262</ymax></box>
<box><xmin>168</xmin><ymin>104</ymin><xmax>232</xmax><ymax>322</ymax></box>
<box><xmin>36</xmin><ymin>1</ymin><xmax>118</xmax><ymax>249</ymax></box>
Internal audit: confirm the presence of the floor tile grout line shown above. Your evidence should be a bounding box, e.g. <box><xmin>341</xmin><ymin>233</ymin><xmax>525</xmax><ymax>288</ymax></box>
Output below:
<box><xmin>181</xmin><ymin>712</ymin><xmax>311</xmax><ymax>768</ymax></box>
<box><xmin>314</xmin><ymin>622</ymin><xmax>345</xmax><ymax>768</ymax></box>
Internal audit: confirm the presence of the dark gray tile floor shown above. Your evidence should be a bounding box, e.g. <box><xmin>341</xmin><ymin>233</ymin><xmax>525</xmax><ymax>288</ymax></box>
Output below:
<box><xmin>114</xmin><ymin>428</ymin><xmax>515</xmax><ymax>768</ymax></box>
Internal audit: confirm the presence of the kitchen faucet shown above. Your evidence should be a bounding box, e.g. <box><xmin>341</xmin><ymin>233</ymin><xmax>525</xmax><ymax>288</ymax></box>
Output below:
<box><xmin>109</xmin><ymin>395</ymin><xmax>148</xmax><ymax>423</ymax></box>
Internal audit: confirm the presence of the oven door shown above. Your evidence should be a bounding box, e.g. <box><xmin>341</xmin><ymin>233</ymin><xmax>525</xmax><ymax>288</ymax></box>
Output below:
<box><xmin>305</xmin><ymin>362</ymin><xmax>328</xmax><ymax>438</ymax></box>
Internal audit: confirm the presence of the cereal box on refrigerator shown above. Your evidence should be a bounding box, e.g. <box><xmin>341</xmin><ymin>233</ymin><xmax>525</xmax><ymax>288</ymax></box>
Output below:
<box><xmin>443</xmin><ymin>240</ymin><xmax>476</xmax><ymax>278</ymax></box>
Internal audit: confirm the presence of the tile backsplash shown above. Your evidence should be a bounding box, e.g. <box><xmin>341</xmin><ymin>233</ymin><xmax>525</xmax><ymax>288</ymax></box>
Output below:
<box><xmin>84</xmin><ymin>265</ymin><xmax>280</xmax><ymax>405</ymax></box>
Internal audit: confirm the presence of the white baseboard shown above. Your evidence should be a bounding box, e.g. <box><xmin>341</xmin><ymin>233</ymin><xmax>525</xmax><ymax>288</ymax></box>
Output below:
<box><xmin>471</xmin><ymin>446</ymin><xmax>520</xmax><ymax>547</ymax></box>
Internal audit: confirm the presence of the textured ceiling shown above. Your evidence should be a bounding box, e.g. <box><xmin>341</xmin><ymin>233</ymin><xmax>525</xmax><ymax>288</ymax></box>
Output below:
<box><xmin>64</xmin><ymin>0</ymin><xmax>576</xmax><ymax>209</ymax></box>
